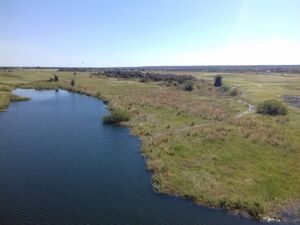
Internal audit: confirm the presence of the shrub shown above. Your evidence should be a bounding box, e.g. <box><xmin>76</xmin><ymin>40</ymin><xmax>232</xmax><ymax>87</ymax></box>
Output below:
<box><xmin>229</xmin><ymin>87</ymin><xmax>238</xmax><ymax>96</ymax></box>
<box><xmin>184</xmin><ymin>83</ymin><xmax>193</xmax><ymax>91</ymax></box>
<box><xmin>214</xmin><ymin>75</ymin><xmax>222</xmax><ymax>87</ymax></box>
<box><xmin>139</xmin><ymin>78</ymin><xmax>150</xmax><ymax>83</ymax></box>
<box><xmin>257</xmin><ymin>99</ymin><xmax>287</xmax><ymax>116</ymax></box>
<box><xmin>102</xmin><ymin>108</ymin><xmax>130</xmax><ymax>124</ymax></box>
<box><xmin>53</xmin><ymin>75</ymin><xmax>59</xmax><ymax>82</ymax></box>
<box><xmin>221</xmin><ymin>85</ymin><xmax>230</xmax><ymax>92</ymax></box>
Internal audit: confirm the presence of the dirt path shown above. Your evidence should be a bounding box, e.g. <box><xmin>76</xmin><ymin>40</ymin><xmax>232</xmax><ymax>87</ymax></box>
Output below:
<box><xmin>236</xmin><ymin>99</ymin><xmax>255</xmax><ymax>118</ymax></box>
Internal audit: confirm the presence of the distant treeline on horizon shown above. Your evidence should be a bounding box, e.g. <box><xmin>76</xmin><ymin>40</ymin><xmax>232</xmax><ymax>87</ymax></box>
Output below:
<box><xmin>1</xmin><ymin>65</ymin><xmax>300</xmax><ymax>73</ymax></box>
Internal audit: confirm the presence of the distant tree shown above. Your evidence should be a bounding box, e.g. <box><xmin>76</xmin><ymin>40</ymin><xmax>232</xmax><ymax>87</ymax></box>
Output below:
<box><xmin>214</xmin><ymin>75</ymin><xmax>222</xmax><ymax>87</ymax></box>
<box><xmin>70</xmin><ymin>79</ymin><xmax>75</xmax><ymax>87</ymax></box>
<box><xmin>54</xmin><ymin>75</ymin><xmax>59</xmax><ymax>82</ymax></box>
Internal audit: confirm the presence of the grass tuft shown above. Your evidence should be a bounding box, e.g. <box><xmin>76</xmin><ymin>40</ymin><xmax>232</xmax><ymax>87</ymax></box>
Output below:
<box><xmin>102</xmin><ymin>108</ymin><xmax>130</xmax><ymax>124</ymax></box>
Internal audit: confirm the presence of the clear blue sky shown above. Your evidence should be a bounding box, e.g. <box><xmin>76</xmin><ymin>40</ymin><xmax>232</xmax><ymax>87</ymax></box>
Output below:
<box><xmin>0</xmin><ymin>0</ymin><xmax>299</xmax><ymax>67</ymax></box>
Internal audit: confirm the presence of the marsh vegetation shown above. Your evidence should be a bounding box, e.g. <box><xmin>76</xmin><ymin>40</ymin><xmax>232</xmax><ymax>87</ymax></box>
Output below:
<box><xmin>0</xmin><ymin>68</ymin><xmax>300</xmax><ymax>221</ymax></box>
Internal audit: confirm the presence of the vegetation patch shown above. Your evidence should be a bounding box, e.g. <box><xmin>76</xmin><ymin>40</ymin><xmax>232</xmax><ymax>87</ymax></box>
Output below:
<box><xmin>257</xmin><ymin>99</ymin><xmax>288</xmax><ymax>116</ymax></box>
<box><xmin>229</xmin><ymin>87</ymin><xmax>239</xmax><ymax>96</ymax></box>
<box><xmin>102</xmin><ymin>108</ymin><xmax>131</xmax><ymax>124</ymax></box>
<box><xmin>96</xmin><ymin>70</ymin><xmax>196</xmax><ymax>83</ymax></box>
<box><xmin>0</xmin><ymin>91</ymin><xmax>30</xmax><ymax>111</ymax></box>
<box><xmin>183</xmin><ymin>82</ymin><xmax>193</xmax><ymax>91</ymax></box>
<box><xmin>9</xmin><ymin>94</ymin><xmax>30</xmax><ymax>102</ymax></box>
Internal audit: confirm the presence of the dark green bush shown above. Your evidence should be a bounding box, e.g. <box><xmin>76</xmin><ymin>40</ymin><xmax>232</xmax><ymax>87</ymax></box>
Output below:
<box><xmin>184</xmin><ymin>83</ymin><xmax>193</xmax><ymax>91</ymax></box>
<box><xmin>53</xmin><ymin>75</ymin><xmax>59</xmax><ymax>82</ymax></box>
<box><xmin>257</xmin><ymin>99</ymin><xmax>287</xmax><ymax>116</ymax></box>
<box><xmin>70</xmin><ymin>79</ymin><xmax>75</xmax><ymax>86</ymax></box>
<box><xmin>102</xmin><ymin>108</ymin><xmax>130</xmax><ymax>124</ymax></box>
<box><xmin>221</xmin><ymin>85</ymin><xmax>230</xmax><ymax>92</ymax></box>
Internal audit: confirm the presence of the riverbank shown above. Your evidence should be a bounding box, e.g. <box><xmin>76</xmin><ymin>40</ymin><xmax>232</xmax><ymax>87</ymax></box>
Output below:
<box><xmin>1</xmin><ymin>69</ymin><xmax>300</xmax><ymax>222</ymax></box>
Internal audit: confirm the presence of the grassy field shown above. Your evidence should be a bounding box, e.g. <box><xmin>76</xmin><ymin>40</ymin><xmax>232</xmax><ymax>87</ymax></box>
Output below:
<box><xmin>0</xmin><ymin>69</ymin><xmax>300</xmax><ymax>221</ymax></box>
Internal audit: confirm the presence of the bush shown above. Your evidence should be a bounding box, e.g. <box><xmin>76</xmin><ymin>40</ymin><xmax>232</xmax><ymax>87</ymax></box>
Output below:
<box><xmin>184</xmin><ymin>83</ymin><xmax>193</xmax><ymax>91</ymax></box>
<box><xmin>53</xmin><ymin>75</ymin><xmax>59</xmax><ymax>82</ymax></box>
<box><xmin>221</xmin><ymin>85</ymin><xmax>230</xmax><ymax>92</ymax></box>
<box><xmin>102</xmin><ymin>108</ymin><xmax>130</xmax><ymax>124</ymax></box>
<box><xmin>257</xmin><ymin>99</ymin><xmax>287</xmax><ymax>116</ymax></box>
<box><xmin>229</xmin><ymin>87</ymin><xmax>238</xmax><ymax>96</ymax></box>
<box><xmin>139</xmin><ymin>78</ymin><xmax>150</xmax><ymax>83</ymax></box>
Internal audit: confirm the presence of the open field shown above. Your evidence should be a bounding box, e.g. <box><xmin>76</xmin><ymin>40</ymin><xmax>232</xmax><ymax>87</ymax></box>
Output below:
<box><xmin>0</xmin><ymin>69</ymin><xmax>300</xmax><ymax>221</ymax></box>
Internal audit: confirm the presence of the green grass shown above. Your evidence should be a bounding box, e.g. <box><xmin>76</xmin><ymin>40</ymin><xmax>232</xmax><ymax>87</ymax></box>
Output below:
<box><xmin>0</xmin><ymin>69</ymin><xmax>299</xmax><ymax>220</ymax></box>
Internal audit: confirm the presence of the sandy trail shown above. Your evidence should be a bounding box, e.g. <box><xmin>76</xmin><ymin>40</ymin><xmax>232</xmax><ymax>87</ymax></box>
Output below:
<box><xmin>236</xmin><ymin>99</ymin><xmax>255</xmax><ymax>118</ymax></box>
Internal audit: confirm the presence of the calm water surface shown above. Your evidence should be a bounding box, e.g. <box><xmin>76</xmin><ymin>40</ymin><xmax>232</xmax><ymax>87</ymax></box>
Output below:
<box><xmin>0</xmin><ymin>89</ymin><xmax>285</xmax><ymax>225</ymax></box>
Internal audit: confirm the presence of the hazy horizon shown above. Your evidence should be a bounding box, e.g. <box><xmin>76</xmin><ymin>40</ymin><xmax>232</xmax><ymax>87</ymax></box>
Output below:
<box><xmin>1</xmin><ymin>64</ymin><xmax>300</xmax><ymax>69</ymax></box>
<box><xmin>1</xmin><ymin>0</ymin><xmax>299</xmax><ymax>67</ymax></box>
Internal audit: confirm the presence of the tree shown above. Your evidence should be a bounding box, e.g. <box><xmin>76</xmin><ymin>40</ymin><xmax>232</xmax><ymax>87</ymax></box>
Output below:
<box><xmin>214</xmin><ymin>75</ymin><xmax>222</xmax><ymax>87</ymax></box>
<box><xmin>70</xmin><ymin>79</ymin><xmax>75</xmax><ymax>87</ymax></box>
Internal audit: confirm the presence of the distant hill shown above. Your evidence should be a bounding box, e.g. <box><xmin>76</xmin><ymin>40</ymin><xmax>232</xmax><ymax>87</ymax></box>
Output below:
<box><xmin>1</xmin><ymin>65</ymin><xmax>300</xmax><ymax>73</ymax></box>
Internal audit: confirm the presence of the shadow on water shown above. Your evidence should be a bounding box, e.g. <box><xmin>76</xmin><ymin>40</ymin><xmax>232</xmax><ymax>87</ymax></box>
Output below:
<box><xmin>0</xmin><ymin>89</ymin><xmax>287</xmax><ymax>225</ymax></box>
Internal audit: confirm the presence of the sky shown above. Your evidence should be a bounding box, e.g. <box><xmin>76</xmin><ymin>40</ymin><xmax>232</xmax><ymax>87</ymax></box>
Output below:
<box><xmin>0</xmin><ymin>0</ymin><xmax>299</xmax><ymax>67</ymax></box>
